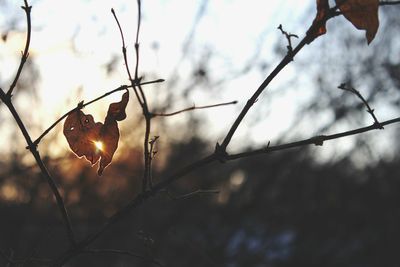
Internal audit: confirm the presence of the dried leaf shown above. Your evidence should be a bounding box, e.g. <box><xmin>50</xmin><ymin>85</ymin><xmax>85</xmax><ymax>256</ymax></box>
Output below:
<box><xmin>336</xmin><ymin>0</ymin><xmax>379</xmax><ymax>44</ymax></box>
<box><xmin>63</xmin><ymin>91</ymin><xmax>129</xmax><ymax>175</ymax></box>
<box><xmin>307</xmin><ymin>0</ymin><xmax>330</xmax><ymax>43</ymax></box>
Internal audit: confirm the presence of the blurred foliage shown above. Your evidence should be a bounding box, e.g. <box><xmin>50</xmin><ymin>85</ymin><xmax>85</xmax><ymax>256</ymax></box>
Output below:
<box><xmin>1</xmin><ymin>138</ymin><xmax>400</xmax><ymax>266</ymax></box>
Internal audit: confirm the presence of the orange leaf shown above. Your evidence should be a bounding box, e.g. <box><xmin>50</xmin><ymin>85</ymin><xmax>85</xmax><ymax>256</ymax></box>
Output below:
<box><xmin>336</xmin><ymin>0</ymin><xmax>379</xmax><ymax>44</ymax></box>
<box><xmin>307</xmin><ymin>0</ymin><xmax>330</xmax><ymax>43</ymax></box>
<box><xmin>63</xmin><ymin>91</ymin><xmax>129</xmax><ymax>175</ymax></box>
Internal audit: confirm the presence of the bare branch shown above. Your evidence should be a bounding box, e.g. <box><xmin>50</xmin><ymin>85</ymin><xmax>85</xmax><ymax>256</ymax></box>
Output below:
<box><xmin>112</xmin><ymin>5</ymin><xmax>154</xmax><ymax>192</ymax></box>
<box><xmin>7</xmin><ymin>0</ymin><xmax>32</xmax><ymax>97</ymax></box>
<box><xmin>111</xmin><ymin>8</ymin><xmax>143</xmax><ymax>106</ymax></box>
<box><xmin>228</xmin><ymin>116</ymin><xmax>400</xmax><ymax>160</ymax></box>
<box><xmin>153</xmin><ymin>100</ymin><xmax>237</xmax><ymax>117</ymax></box>
<box><xmin>131</xmin><ymin>0</ymin><xmax>154</xmax><ymax>192</ymax></box>
<box><xmin>134</xmin><ymin>0</ymin><xmax>142</xmax><ymax>81</ymax></box>
<box><xmin>338</xmin><ymin>83</ymin><xmax>383</xmax><ymax>129</ymax></box>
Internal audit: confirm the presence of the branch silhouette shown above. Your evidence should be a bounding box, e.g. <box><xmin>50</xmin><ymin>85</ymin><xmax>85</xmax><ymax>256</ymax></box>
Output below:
<box><xmin>152</xmin><ymin>100</ymin><xmax>237</xmax><ymax>117</ymax></box>
<box><xmin>7</xmin><ymin>0</ymin><xmax>31</xmax><ymax>98</ymax></box>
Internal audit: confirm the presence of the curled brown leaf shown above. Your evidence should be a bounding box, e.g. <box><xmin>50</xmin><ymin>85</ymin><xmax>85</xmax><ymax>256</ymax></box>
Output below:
<box><xmin>63</xmin><ymin>90</ymin><xmax>129</xmax><ymax>175</ymax></box>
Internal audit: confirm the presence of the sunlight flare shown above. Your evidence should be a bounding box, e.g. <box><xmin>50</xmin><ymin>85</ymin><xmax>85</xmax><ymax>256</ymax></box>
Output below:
<box><xmin>93</xmin><ymin>140</ymin><xmax>104</xmax><ymax>151</ymax></box>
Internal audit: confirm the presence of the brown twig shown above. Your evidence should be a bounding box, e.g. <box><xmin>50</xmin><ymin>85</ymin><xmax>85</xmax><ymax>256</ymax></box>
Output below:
<box><xmin>152</xmin><ymin>100</ymin><xmax>237</xmax><ymax>117</ymax></box>
<box><xmin>7</xmin><ymin>0</ymin><xmax>31</xmax><ymax>98</ymax></box>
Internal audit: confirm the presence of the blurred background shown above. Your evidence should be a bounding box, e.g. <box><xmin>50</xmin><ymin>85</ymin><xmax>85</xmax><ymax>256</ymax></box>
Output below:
<box><xmin>1</xmin><ymin>0</ymin><xmax>400</xmax><ymax>266</ymax></box>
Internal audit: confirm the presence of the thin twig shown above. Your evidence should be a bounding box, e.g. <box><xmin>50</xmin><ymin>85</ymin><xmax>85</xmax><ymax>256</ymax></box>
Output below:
<box><xmin>277</xmin><ymin>24</ymin><xmax>298</xmax><ymax>56</ymax></box>
<box><xmin>7</xmin><ymin>0</ymin><xmax>31</xmax><ymax>97</ymax></box>
<box><xmin>153</xmin><ymin>100</ymin><xmax>237</xmax><ymax>117</ymax></box>
<box><xmin>111</xmin><ymin>8</ymin><xmax>143</xmax><ymax>106</ymax></box>
<box><xmin>81</xmin><ymin>249</ymin><xmax>164</xmax><ymax>267</ymax></box>
<box><xmin>338</xmin><ymin>83</ymin><xmax>383</xmax><ymax>128</ymax></box>
<box><xmin>134</xmin><ymin>0</ymin><xmax>142</xmax><ymax>81</ymax></box>
<box><xmin>131</xmin><ymin>0</ymin><xmax>154</xmax><ymax>192</ymax></box>
<box><xmin>112</xmin><ymin>5</ymin><xmax>153</xmax><ymax>192</ymax></box>
<box><xmin>227</xmin><ymin>117</ymin><xmax>400</xmax><ymax>160</ymax></box>
<box><xmin>148</xmin><ymin>135</ymin><xmax>159</xmax><ymax>187</ymax></box>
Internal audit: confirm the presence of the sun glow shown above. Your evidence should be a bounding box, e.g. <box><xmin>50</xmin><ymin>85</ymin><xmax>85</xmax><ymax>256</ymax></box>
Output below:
<box><xmin>93</xmin><ymin>141</ymin><xmax>104</xmax><ymax>151</ymax></box>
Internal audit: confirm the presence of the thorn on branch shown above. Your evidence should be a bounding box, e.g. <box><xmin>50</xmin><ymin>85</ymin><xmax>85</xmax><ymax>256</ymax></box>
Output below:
<box><xmin>338</xmin><ymin>83</ymin><xmax>384</xmax><ymax>129</ymax></box>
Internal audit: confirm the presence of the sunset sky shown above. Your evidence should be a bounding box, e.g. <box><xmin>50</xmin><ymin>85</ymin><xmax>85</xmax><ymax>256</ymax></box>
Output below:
<box><xmin>0</xmin><ymin>0</ymin><xmax>396</xmax><ymax>163</ymax></box>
